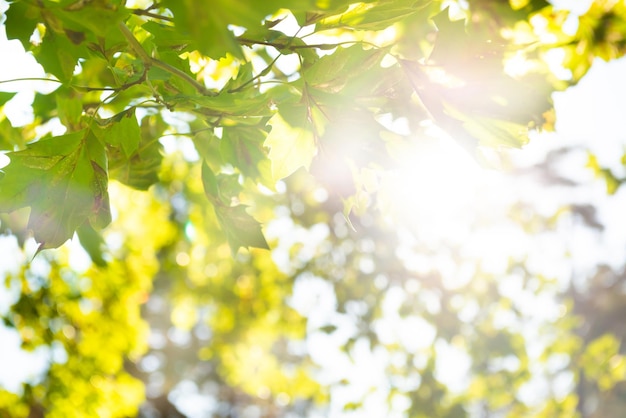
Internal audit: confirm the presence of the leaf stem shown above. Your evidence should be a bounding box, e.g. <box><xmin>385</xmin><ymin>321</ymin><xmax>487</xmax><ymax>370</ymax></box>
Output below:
<box><xmin>228</xmin><ymin>55</ymin><xmax>280</xmax><ymax>93</ymax></box>
<box><xmin>118</xmin><ymin>22</ymin><xmax>214</xmax><ymax>96</ymax></box>
<box><xmin>118</xmin><ymin>21</ymin><xmax>153</xmax><ymax>62</ymax></box>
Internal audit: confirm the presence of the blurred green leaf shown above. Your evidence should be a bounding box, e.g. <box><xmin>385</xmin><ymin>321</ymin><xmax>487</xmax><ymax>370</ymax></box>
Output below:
<box><xmin>215</xmin><ymin>204</ymin><xmax>269</xmax><ymax>252</ymax></box>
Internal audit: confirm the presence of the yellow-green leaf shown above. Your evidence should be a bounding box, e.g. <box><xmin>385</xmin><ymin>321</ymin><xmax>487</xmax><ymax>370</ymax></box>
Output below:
<box><xmin>264</xmin><ymin>113</ymin><xmax>317</xmax><ymax>181</ymax></box>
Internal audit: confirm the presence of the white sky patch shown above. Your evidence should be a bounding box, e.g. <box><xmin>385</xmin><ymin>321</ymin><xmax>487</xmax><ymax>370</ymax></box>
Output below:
<box><xmin>0</xmin><ymin>326</ymin><xmax>50</xmax><ymax>393</ymax></box>
<box><xmin>551</xmin><ymin>0</ymin><xmax>593</xmax><ymax>15</ymax></box>
<box><xmin>66</xmin><ymin>236</ymin><xmax>95</xmax><ymax>273</ymax></box>
<box><xmin>0</xmin><ymin>11</ymin><xmax>59</xmax><ymax>126</ymax></box>
<box><xmin>554</xmin><ymin>58</ymin><xmax>626</xmax><ymax>173</ymax></box>
<box><xmin>168</xmin><ymin>379</ymin><xmax>219</xmax><ymax>418</ymax></box>
<box><xmin>326</xmin><ymin>340</ymin><xmax>392</xmax><ymax>418</ymax></box>
<box><xmin>266</xmin><ymin>216</ymin><xmax>330</xmax><ymax>273</ymax></box>
<box><xmin>434</xmin><ymin>338</ymin><xmax>471</xmax><ymax>393</ymax></box>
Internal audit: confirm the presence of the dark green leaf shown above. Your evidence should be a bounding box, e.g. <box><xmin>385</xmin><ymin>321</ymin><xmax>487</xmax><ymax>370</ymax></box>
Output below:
<box><xmin>76</xmin><ymin>222</ymin><xmax>107</xmax><ymax>267</ymax></box>
<box><xmin>220</xmin><ymin>127</ymin><xmax>269</xmax><ymax>181</ymax></box>
<box><xmin>4</xmin><ymin>1</ymin><xmax>39</xmax><ymax>49</ymax></box>
<box><xmin>107</xmin><ymin>114</ymin><xmax>164</xmax><ymax>190</ymax></box>
<box><xmin>33</xmin><ymin>32</ymin><xmax>80</xmax><ymax>81</ymax></box>
<box><xmin>100</xmin><ymin>109</ymin><xmax>142</xmax><ymax>158</ymax></box>
<box><xmin>162</xmin><ymin>0</ymin><xmax>287</xmax><ymax>58</ymax></box>
<box><xmin>0</xmin><ymin>92</ymin><xmax>17</xmax><ymax>107</ymax></box>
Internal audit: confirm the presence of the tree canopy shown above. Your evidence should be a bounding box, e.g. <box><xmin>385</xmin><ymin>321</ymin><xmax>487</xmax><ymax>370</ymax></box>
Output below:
<box><xmin>1</xmin><ymin>0</ymin><xmax>626</xmax><ymax>417</ymax></box>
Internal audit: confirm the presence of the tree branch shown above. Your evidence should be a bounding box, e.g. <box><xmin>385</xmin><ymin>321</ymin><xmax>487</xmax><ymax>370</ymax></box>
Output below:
<box><xmin>118</xmin><ymin>22</ymin><xmax>213</xmax><ymax>96</ymax></box>
<box><xmin>0</xmin><ymin>77</ymin><xmax>117</xmax><ymax>92</ymax></box>
<box><xmin>130</xmin><ymin>8</ymin><xmax>174</xmax><ymax>22</ymax></box>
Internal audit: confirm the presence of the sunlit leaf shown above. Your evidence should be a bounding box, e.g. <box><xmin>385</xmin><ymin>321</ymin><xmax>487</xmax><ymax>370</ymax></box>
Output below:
<box><xmin>319</xmin><ymin>0</ymin><xmax>430</xmax><ymax>30</ymax></box>
<box><xmin>264</xmin><ymin>112</ymin><xmax>317</xmax><ymax>181</ymax></box>
<box><xmin>0</xmin><ymin>130</ymin><xmax>110</xmax><ymax>248</ymax></box>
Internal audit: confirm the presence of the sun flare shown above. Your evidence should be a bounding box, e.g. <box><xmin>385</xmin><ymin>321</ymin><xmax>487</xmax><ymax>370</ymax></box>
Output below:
<box><xmin>379</xmin><ymin>133</ymin><xmax>486</xmax><ymax>242</ymax></box>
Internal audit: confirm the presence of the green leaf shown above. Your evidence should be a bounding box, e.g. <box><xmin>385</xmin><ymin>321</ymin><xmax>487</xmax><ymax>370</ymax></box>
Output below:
<box><xmin>201</xmin><ymin>160</ymin><xmax>219</xmax><ymax>201</ymax></box>
<box><xmin>99</xmin><ymin>109</ymin><xmax>142</xmax><ymax>158</ymax></box>
<box><xmin>142</xmin><ymin>21</ymin><xmax>192</xmax><ymax>49</ymax></box>
<box><xmin>54</xmin><ymin>3</ymin><xmax>129</xmax><ymax>40</ymax></box>
<box><xmin>343</xmin><ymin>402</ymin><xmax>363</xmax><ymax>411</ymax></box>
<box><xmin>305</xmin><ymin>45</ymin><xmax>387</xmax><ymax>93</ymax></box>
<box><xmin>428</xmin><ymin>6</ymin><xmax>469</xmax><ymax>66</ymax></box>
<box><xmin>290</xmin><ymin>0</ymin><xmax>354</xmax><ymax>26</ymax></box>
<box><xmin>342</xmin><ymin>197</ymin><xmax>357</xmax><ymax>232</ymax></box>
<box><xmin>105</xmin><ymin>113</ymin><xmax>166</xmax><ymax>191</ymax></box>
<box><xmin>264</xmin><ymin>112</ymin><xmax>317</xmax><ymax>181</ymax></box>
<box><xmin>214</xmin><ymin>204</ymin><xmax>269</xmax><ymax>253</ymax></box>
<box><xmin>0</xmin><ymin>130</ymin><xmax>111</xmax><ymax>249</ymax></box>
<box><xmin>200</xmin><ymin>157</ymin><xmax>267</xmax><ymax>251</ymax></box>
<box><xmin>34</xmin><ymin>32</ymin><xmax>80</xmax><ymax>81</ymax></box>
<box><xmin>32</xmin><ymin>92</ymin><xmax>58</xmax><ymax>124</ymax></box>
<box><xmin>220</xmin><ymin>127</ymin><xmax>268</xmax><ymax>181</ymax></box>
<box><xmin>319</xmin><ymin>0</ymin><xmax>430</xmax><ymax>30</ymax></box>
<box><xmin>56</xmin><ymin>90</ymin><xmax>83</xmax><ymax>128</ymax></box>
<box><xmin>88</xmin><ymin>147</ymin><xmax>112</xmax><ymax>229</ymax></box>
<box><xmin>163</xmin><ymin>0</ymin><xmax>286</xmax><ymax>59</ymax></box>
<box><xmin>443</xmin><ymin>103</ymin><xmax>529</xmax><ymax>148</ymax></box>
<box><xmin>170</xmin><ymin>91</ymin><xmax>272</xmax><ymax>118</ymax></box>
<box><xmin>0</xmin><ymin>92</ymin><xmax>17</xmax><ymax>107</ymax></box>
<box><xmin>108</xmin><ymin>115</ymin><xmax>164</xmax><ymax>191</ymax></box>
<box><xmin>319</xmin><ymin>324</ymin><xmax>337</xmax><ymax>333</ymax></box>
<box><xmin>0</xmin><ymin>117</ymin><xmax>25</xmax><ymax>150</ymax></box>
<box><xmin>76</xmin><ymin>222</ymin><xmax>107</xmax><ymax>267</ymax></box>
<box><xmin>4</xmin><ymin>1</ymin><xmax>39</xmax><ymax>49</ymax></box>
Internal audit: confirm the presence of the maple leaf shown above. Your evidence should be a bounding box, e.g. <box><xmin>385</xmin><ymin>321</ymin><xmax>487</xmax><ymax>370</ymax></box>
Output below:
<box><xmin>0</xmin><ymin>130</ymin><xmax>110</xmax><ymax>249</ymax></box>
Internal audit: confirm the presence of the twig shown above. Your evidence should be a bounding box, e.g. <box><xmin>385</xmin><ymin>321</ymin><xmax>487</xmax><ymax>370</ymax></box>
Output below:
<box><xmin>236</xmin><ymin>37</ymin><xmax>378</xmax><ymax>51</ymax></box>
<box><xmin>160</xmin><ymin>127</ymin><xmax>215</xmax><ymax>137</ymax></box>
<box><xmin>130</xmin><ymin>8</ymin><xmax>174</xmax><ymax>22</ymax></box>
<box><xmin>118</xmin><ymin>22</ymin><xmax>213</xmax><ymax>96</ymax></box>
<box><xmin>227</xmin><ymin>55</ymin><xmax>280</xmax><ymax>93</ymax></box>
<box><xmin>0</xmin><ymin>77</ymin><xmax>62</xmax><ymax>85</ymax></box>
<box><xmin>0</xmin><ymin>77</ymin><xmax>117</xmax><ymax>92</ymax></box>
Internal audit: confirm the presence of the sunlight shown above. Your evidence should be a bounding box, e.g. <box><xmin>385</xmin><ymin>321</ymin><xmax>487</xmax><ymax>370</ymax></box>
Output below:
<box><xmin>380</xmin><ymin>130</ymin><xmax>485</xmax><ymax>244</ymax></box>
<box><xmin>504</xmin><ymin>52</ymin><xmax>534</xmax><ymax>78</ymax></box>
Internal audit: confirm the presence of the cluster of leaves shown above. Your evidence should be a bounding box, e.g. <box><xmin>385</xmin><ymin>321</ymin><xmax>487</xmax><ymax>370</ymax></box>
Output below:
<box><xmin>1</xmin><ymin>0</ymin><xmax>626</xmax><ymax>417</ymax></box>
<box><xmin>0</xmin><ymin>0</ymin><xmax>561</xmax><ymax>252</ymax></box>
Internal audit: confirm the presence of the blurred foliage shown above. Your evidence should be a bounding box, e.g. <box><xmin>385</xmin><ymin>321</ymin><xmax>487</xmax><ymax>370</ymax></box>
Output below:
<box><xmin>0</xmin><ymin>0</ymin><xmax>626</xmax><ymax>417</ymax></box>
